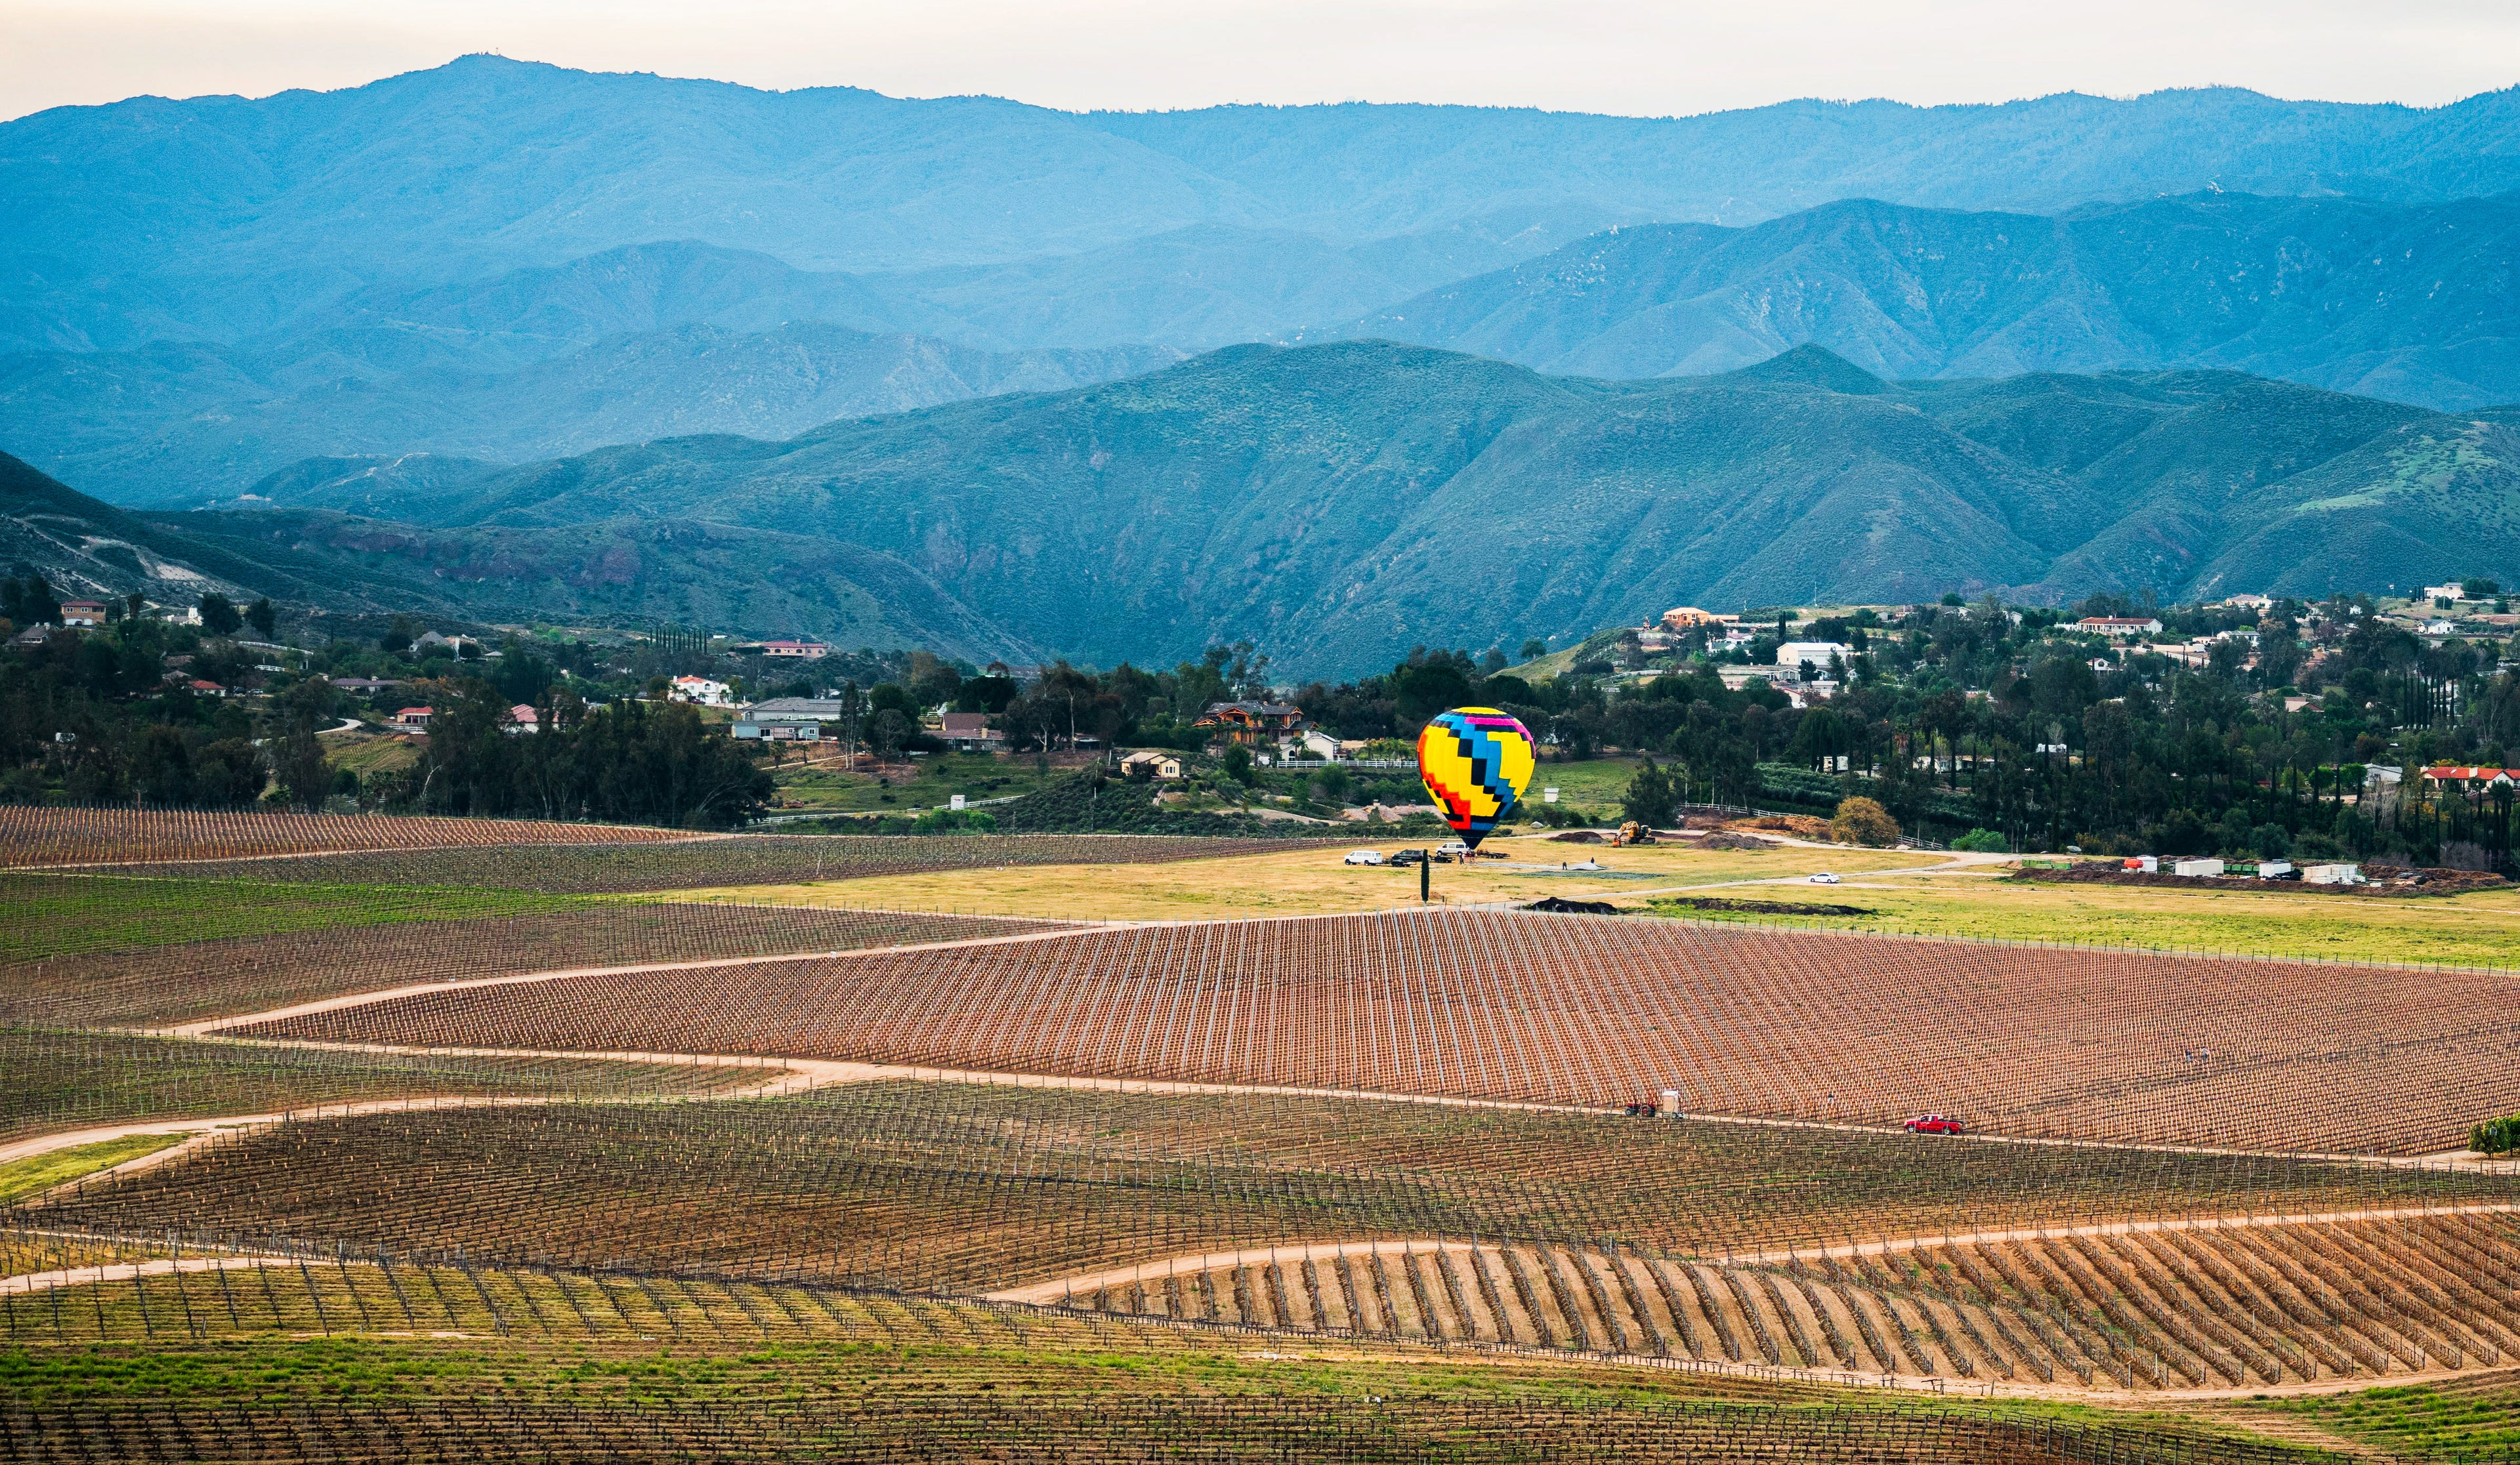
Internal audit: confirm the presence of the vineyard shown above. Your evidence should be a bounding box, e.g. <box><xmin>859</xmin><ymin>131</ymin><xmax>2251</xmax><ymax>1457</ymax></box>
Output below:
<box><xmin>1</xmin><ymin>1029</ymin><xmax>774</xmax><ymax>1141</ymax></box>
<box><xmin>108</xmin><ymin>833</ymin><xmax>1349</xmax><ymax>893</ymax></box>
<box><xmin>1062</xmin><ymin>1214</ymin><xmax>2520</xmax><ymax>1388</ymax></box>
<box><xmin>242</xmin><ymin>909</ymin><xmax>2520</xmax><ymax>1155</ymax></box>
<box><xmin>21</xmin><ymin>1084</ymin><xmax>2513</xmax><ymax>1298</ymax></box>
<box><xmin>1</xmin><ymin>895</ymin><xmax>1059</xmax><ymax>1028</ymax></box>
<box><xmin>0</xmin><ymin>807</ymin><xmax>704</xmax><ymax>867</ymax></box>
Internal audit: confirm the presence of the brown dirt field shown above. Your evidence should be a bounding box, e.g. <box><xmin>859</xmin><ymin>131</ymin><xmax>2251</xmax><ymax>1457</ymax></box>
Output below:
<box><xmin>238</xmin><ymin>909</ymin><xmax>2520</xmax><ymax>1154</ymax></box>
<box><xmin>0</xmin><ymin>806</ymin><xmax>702</xmax><ymax>867</ymax></box>
<box><xmin>1</xmin><ymin>905</ymin><xmax>1061</xmax><ymax>1028</ymax></box>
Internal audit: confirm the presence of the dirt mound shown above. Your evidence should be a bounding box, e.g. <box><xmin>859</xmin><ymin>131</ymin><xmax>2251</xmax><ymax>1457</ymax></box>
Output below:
<box><xmin>1656</xmin><ymin>896</ymin><xmax>1874</xmax><ymax>917</ymax></box>
<box><xmin>1522</xmin><ymin>897</ymin><xmax>1625</xmax><ymax>915</ymax></box>
<box><xmin>1698</xmin><ymin>832</ymin><xmax>1774</xmax><ymax>851</ymax></box>
<box><xmin>1729</xmin><ymin>814</ymin><xmax>1829</xmax><ymax>840</ymax></box>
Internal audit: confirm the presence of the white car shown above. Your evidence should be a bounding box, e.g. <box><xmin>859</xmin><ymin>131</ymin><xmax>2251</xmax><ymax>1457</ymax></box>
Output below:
<box><xmin>1807</xmin><ymin>872</ymin><xmax>1841</xmax><ymax>884</ymax></box>
<box><xmin>1344</xmin><ymin>849</ymin><xmax>1385</xmax><ymax>866</ymax></box>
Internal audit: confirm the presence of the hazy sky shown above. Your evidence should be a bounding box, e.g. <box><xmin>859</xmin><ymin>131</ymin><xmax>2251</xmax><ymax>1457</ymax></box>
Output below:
<box><xmin>5</xmin><ymin>0</ymin><xmax>2516</xmax><ymax>123</ymax></box>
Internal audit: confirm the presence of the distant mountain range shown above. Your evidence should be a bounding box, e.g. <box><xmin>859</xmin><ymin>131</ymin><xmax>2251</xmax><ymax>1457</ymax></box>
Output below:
<box><xmin>12</xmin><ymin>56</ymin><xmax>2520</xmax><ymax>356</ymax></box>
<box><xmin>11</xmin><ymin>60</ymin><xmax>2520</xmax><ymax>667</ymax></box>
<box><xmin>1318</xmin><ymin>193</ymin><xmax>2520</xmax><ymax>409</ymax></box>
<box><xmin>14</xmin><ymin>342</ymin><xmax>2488</xmax><ymax>678</ymax></box>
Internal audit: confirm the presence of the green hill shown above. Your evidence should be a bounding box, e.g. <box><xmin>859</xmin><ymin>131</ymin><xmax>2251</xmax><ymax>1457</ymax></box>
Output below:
<box><xmin>163</xmin><ymin>342</ymin><xmax>2517</xmax><ymax>676</ymax></box>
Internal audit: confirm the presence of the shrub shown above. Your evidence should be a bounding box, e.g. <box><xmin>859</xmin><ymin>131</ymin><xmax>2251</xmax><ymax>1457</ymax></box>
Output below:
<box><xmin>2473</xmin><ymin>1114</ymin><xmax>2519</xmax><ymax>1156</ymax></box>
<box><xmin>1951</xmin><ymin>827</ymin><xmax>2008</xmax><ymax>854</ymax></box>
<box><xmin>1830</xmin><ymin>796</ymin><xmax>1900</xmax><ymax>847</ymax></box>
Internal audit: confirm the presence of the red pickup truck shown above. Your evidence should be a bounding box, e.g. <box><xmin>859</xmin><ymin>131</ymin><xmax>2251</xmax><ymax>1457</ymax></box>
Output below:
<box><xmin>1903</xmin><ymin>1114</ymin><xmax>1965</xmax><ymax>1135</ymax></box>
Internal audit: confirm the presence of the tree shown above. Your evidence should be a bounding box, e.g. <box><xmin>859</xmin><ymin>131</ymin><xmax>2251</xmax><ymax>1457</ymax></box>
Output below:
<box><xmin>198</xmin><ymin>593</ymin><xmax>243</xmax><ymax>636</ymax></box>
<box><xmin>867</xmin><ymin>708</ymin><xmax>912</xmax><ymax>761</ymax></box>
<box><xmin>1952</xmin><ymin>827</ymin><xmax>2008</xmax><ymax>853</ymax></box>
<box><xmin>245</xmin><ymin>598</ymin><xmax>278</xmax><ymax>639</ymax></box>
<box><xmin>1831</xmin><ymin>796</ymin><xmax>1900</xmax><ymax>847</ymax></box>
<box><xmin>1519</xmin><ymin>638</ymin><xmax>1547</xmax><ymax>661</ymax></box>
<box><xmin>1221</xmin><ymin>744</ymin><xmax>1255</xmax><ymax>784</ymax></box>
<box><xmin>380</xmin><ymin>615</ymin><xmax>418</xmax><ymax>655</ymax></box>
<box><xmin>1621</xmin><ymin>758</ymin><xmax>1677</xmax><ymax>827</ymax></box>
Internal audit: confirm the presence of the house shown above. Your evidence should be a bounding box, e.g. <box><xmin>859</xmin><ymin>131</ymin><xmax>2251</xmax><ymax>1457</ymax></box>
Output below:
<box><xmin>329</xmin><ymin>677</ymin><xmax>404</xmax><ymax>694</ymax></box>
<box><xmin>8</xmin><ymin>624</ymin><xmax>60</xmax><ymax>648</ymax></box>
<box><xmin>936</xmin><ymin>712</ymin><xmax>1004</xmax><ymax>751</ymax></box>
<box><xmin>1774</xmin><ymin>641</ymin><xmax>1853</xmax><ymax>674</ymax></box>
<box><xmin>669</xmin><ymin>676</ymin><xmax>733</xmax><ymax>707</ymax></box>
<box><xmin>505</xmin><ymin>704</ymin><xmax>539</xmax><ymax>735</ymax></box>
<box><xmin>1119</xmin><ymin>749</ymin><xmax>1185</xmax><ymax>780</ymax></box>
<box><xmin>160</xmin><ymin>605</ymin><xmax>201</xmax><ymax>626</ymax></box>
<box><xmin>2424</xmin><ymin>583</ymin><xmax>2467</xmax><ymax>602</ymax></box>
<box><xmin>2423</xmin><ymin>619</ymin><xmax>2456</xmax><ymax>636</ymax></box>
<box><xmin>733</xmin><ymin>696</ymin><xmax>845</xmax><ymax>740</ymax></box>
<box><xmin>2423</xmin><ymin>766</ymin><xmax>2516</xmax><ymax>789</ymax></box>
<box><xmin>1292</xmin><ymin>728</ymin><xmax>1343</xmax><ymax>761</ymax></box>
<box><xmin>186</xmin><ymin>679</ymin><xmax>227</xmax><ymax>698</ymax></box>
<box><xmin>2074</xmin><ymin>616</ymin><xmax>2164</xmax><ymax>636</ymax></box>
<box><xmin>1192</xmin><ymin>700</ymin><xmax>1304</xmax><ymax>745</ymax></box>
<box><xmin>394</xmin><ymin>706</ymin><xmax>432</xmax><ymax>729</ymax></box>
<box><xmin>58</xmin><ymin>600</ymin><xmax>106</xmax><ymax>627</ymax></box>
<box><xmin>755</xmin><ymin>640</ymin><xmax>831</xmax><ymax>660</ymax></box>
<box><xmin>2220</xmin><ymin>594</ymin><xmax>2273</xmax><ymax>610</ymax></box>
<box><xmin>1659</xmin><ymin>606</ymin><xmax>1727</xmax><ymax>631</ymax></box>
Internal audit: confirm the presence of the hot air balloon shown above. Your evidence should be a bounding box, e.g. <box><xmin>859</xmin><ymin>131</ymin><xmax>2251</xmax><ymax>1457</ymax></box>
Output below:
<box><xmin>1416</xmin><ymin>707</ymin><xmax>1538</xmax><ymax>850</ymax></box>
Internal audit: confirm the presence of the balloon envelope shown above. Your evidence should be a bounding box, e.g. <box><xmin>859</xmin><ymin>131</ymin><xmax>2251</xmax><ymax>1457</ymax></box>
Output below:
<box><xmin>1416</xmin><ymin>707</ymin><xmax>1538</xmax><ymax>849</ymax></box>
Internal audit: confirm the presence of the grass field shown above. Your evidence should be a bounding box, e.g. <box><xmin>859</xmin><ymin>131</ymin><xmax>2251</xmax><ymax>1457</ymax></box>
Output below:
<box><xmin>0</xmin><ymin>1133</ymin><xmax>188</xmax><ymax>1205</ymax></box>
<box><xmin>767</xmin><ymin>750</ymin><xmax>1067</xmax><ymax>814</ymax></box>
<box><xmin>0</xmin><ymin>874</ymin><xmax>583</xmax><ymax>964</ymax></box>
<box><xmin>1645</xmin><ymin>872</ymin><xmax>2520</xmax><ymax>968</ymax></box>
<box><xmin>2252</xmin><ymin>1374</ymin><xmax>2520</xmax><ymax>1458</ymax></box>
<box><xmin>673</xmin><ymin>833</ymin><xmax>1941</xmax><ymax>920</ymax></box>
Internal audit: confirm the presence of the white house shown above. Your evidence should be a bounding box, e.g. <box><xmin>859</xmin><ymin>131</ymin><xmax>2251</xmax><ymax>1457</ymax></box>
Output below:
<box><xmin>669</xmin><ymin>676</ymin><xmax>734</xmax><ymax>707</ymax></box>
<box><xmin>1775</xmin><ymin>641</ymin><xmax>1853</xmax><ymax>674</ymax></box>
<box><xmin>2424</xmin><ymin>583</ymin><xmax>2467</xmax><ymax>602</ymax></box>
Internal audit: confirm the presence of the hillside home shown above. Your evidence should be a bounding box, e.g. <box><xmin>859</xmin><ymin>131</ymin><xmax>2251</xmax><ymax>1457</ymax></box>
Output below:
<box><xmin>2074</xmin><ymin>616</ymin><xmax>2164</xmax><ymax>636</ymax></box>
<box><xmin>1194</xmin><ymin>700</ymin><xmax>1304</xmax><ymax>745</ymax></box>
<box><xmin>2219</xmin><ymin>594</ymin><xmax>2273</xmax><ymax>609</ymax></box>
<box><xmin>937</xmin><ymin>712</ymin><xmax>1004</xmax><ymax>751</ymax></box>
<box><xmin>58</xmin><ymin>600</ymin><xmax>106</xmax><ymax>627</ymax></box>
<box><xmin>669</xmin><ymin>676</ymin><xmax>733</xmax><ymax>707</ymax></box>
<box><xmin>1120</xmin><ymin>749</ymin><xmax>1185</xmax><ymax>780</ymax></box>
<box><xmin>755</xmin><ymin>640</ymin><xmax>831</xmax><ymax>660</ymax></box>
<box><xmin>505</xmin><ymin>704</ymin><xmax>539</xmax><ymax>734</ymax></box>
<box><xmin>2423</xmin><ymin>766</ymin><xmax>2515</xmax><ymax>790</ymax></box>
<box><xmin>394</xmin><ymin>707</ymin><xmax>432</xmax><ymax>729</ymax></box>
<box><xmin>186</xmin><ymin>679</ymin><xmax>227</xmax><ymax>698</ymax></box>
<box><xmin>2424</xmin><ymin>583</ymin><xmax>2467</xmax><ymax>601</ymax></box>
<box><xmin>1659</xmin><ymin>607</ymin><xmax>1729</xmax><ymax>631</ymax></box>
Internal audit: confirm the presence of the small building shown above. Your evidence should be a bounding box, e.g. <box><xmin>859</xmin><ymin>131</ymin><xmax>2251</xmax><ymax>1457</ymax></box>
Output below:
<box><xmin>755</xmin><ymin>640</ymin><xmax>831</xmax><ymax>660</ymax></box>
<box><xmin>2303</xmin><ymin>863</ymin><xmax>2364</xmax><ymax>886</ymax></box>
<box><xmin>2171</xmin><ymin>857</ymin><xmax>2225</xmax><ymax>878</ymax></box>
<box><xmin>58</xmin><ymin>600</ymin><xmax>106</xmax><ymax>627</ymax></box>
<box><xmin>2424</xmin><ymin>583</ymin><xmax>2467</xmax><ymax>602</ymax></box>
<box><xmin>1120</xmin><ymin>749</ymin><xmax>1186</xmax><ymax>780</ymax></box>
<box><xmin>2075</xmin><ymin>616</ymin><xmax>2164</xmax><ymax>636</ymax></box>
<box><xmin>394</xmin><ymin>706</ymin><xmax>433</xmax><ymax>729</ymax></box>
<box><xmin>505</xmin><ymin>703</ymin><xmax>539</xmax><ymax>735</ymax></box>
<box><xmin>1193</xmin><ymin>700</ymin><xmax>1304</xmax><ymax>745</ymax></box>
<box><xmin>186</xmin><ymin>679</ymin><xmax>228</xmax><ymax>698</ymax></box>
<box><xmin>329</xmin><ymin>677</ymin><xmax>404</xmax><ymax>695</ymax></box>
<box><xmin>1659</xmin><ymin>606</ymin><xmax>1727</xmax><ymax>631</ymax></box>
<box><xmin>2220</xmin><ymin>594</ymin><xmax>2273</xmax><ymax>610</ymax></box>
<box><xmin>1774</xmin><ymin>641</ymin><xmax>1853</xmax><ymax>673</ymax></box>
<box><xmin>1291</xmin><ymin>728</ymin><xmax>1343</xmax><ymax>762</ymax></box>
<box><xmin>669</xmin><ymin>676</ymin><xmax>733</xmax><ymax>707</ymax></box>
<box><xmin>734</xmin><ymin>696</ymin><xmax>846</xmax><ymax>741</ymax></box>
<box><xmin>936</xmin><ymin>712</ymin><xmax>1004</xmax><ymax>752</ymax></box>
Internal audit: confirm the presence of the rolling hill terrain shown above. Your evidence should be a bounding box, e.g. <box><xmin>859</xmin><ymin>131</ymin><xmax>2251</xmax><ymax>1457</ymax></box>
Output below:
<box><xmin>131</xmin><ymin>343</ymin><xmax>2519</xmax><ymax>676</ymax></box>
<box><xmin>1320</xmin><ymin>192</ymin><xmax>2520</xmax><ymax>409</ymax></box>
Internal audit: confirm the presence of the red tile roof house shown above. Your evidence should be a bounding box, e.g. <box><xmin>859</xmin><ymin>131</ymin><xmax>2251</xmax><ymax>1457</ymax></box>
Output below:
<box><xmin>394</xmin><ymin>706</ymin><xmax>434</xmax><ymax>730</ymax></box>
